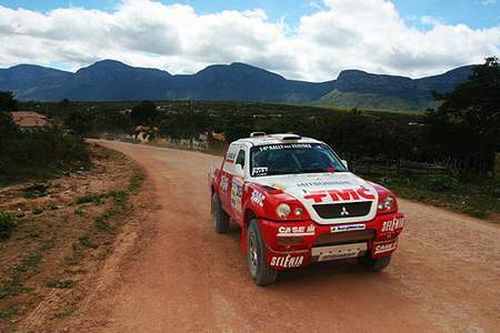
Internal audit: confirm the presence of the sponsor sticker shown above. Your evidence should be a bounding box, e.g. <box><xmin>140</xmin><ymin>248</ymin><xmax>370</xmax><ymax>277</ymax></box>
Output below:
<box><xmin>220</xmin><ymin>174</ymin><xmax>229</xmax><ymax>192</ymax></box>
<box><xmin>296</xmin><ymin>180</ymin><xmax>353</xmax><ymax>188</ymax></box>
<box><xmin>270</xmin><ymin>254</ymin><xmax>304</xmax><ymax>268</ymax></box>
<box><xmin>373</xmin><ymin>241</ymin><xmax>397</xmax><ymax>254</ymax></box>
<box><xmin>230</xmin><ymin>178</ymin><xmax>243</xmax><ymax>213</ymax></box>
<box><xmin>330</xmin><ymin>224</ymin><xmax>366</xmax><ymax>233</ymax></box>
<box><xmin>250</xmin><ymin>190</ymin><xmax>265</xmax><ymax>207</ymax></box>
<box><xmin>258</xmin><ymin>144</ymin><xmax>312</xmax><ymax>152</ymax></box>
<box><xmin>277</xmin><ymin>225</ymin><xmax>315</xmax><ymax>237</ymax></box>
<box><xmin>304</xmin><ymin>188</ymin><xmax>375</xmax><ymax>203</ymax></box>
<box><xmin>381</xmin><ymin>217</ymin><xmax>404</xmax><ymax>232</ymax></box>
<box><xmin>252</xmin><ymin>167</ymin><xmax>268</xmax><ymax>176</ymax></box>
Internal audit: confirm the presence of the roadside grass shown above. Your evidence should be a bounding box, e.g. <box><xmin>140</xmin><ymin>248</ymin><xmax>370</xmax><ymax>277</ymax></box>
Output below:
<box><xmin>0</xmin><ymin>212</ymin><xmax>15</xmax><ymax>241</ymax></box>
<box><xmin>0</xmin><ymin>251</ymin><xmax>42</xmax><ymax>299</ymax></box>
<box><xmin>45</xmin><ymin>280</ymin><xmax>76</xmax><ymax>289</ymax></box>
<box><xmin>362</xmin><ymin>171</ymin><xmax>500</xmax><ymax>221</ymax></box>
<box><xmin>22</xmin><ymin>183</ymin><xmax>49</xmax><ymax>199</ymax></box>
<box><xmin>54</xmin><ymin>307</ymin><xmax>76</xmax><ymax>318</ymax></box>
<box><xmin>75</xmin><ymin>193</ymin><xmax>105</xmax><ymax>205</ymax></box>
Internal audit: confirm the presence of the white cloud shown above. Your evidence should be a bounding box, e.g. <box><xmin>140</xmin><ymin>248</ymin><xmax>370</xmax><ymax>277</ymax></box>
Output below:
<box><xmin>481</xmin><ymin>0</ymin><xmax>497</xmax><ymax>5</ymax></box>
<box><xmin>420</xmin><ymin>15</ymin><xmax>443</xmax><ymax>27</ymax></box>
<box><xmin>0</xmin><ymin>0</ymin><xmax>499</xmax><ymax>81</ymax></box>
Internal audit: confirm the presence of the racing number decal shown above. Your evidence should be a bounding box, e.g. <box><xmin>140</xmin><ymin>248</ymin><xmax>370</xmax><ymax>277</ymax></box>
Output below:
<box><xmin>230</xmin><ymin>178</ymin><xmax>243</xmax><ymax>214</ymax></box>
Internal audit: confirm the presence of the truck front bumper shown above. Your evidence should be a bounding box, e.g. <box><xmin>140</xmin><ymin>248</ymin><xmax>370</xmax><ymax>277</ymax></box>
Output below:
<box><xmin>258</xmin><ymin>213</ymin><xmax>404</xmax><ymax>270</ymax></box>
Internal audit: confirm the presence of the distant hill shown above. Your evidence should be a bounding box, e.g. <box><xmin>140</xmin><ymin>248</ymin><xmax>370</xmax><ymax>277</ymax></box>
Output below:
<box><xmin>0</xmin><ymin>59</ymin><xmax>475</xmax><ymax>111</ymax></box>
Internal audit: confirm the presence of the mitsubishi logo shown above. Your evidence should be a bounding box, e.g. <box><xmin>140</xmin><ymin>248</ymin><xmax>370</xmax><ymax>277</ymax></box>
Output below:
<box><xmin>340</xmin><ymin>206</ymin><xmax>350</xmax><ymax>216</ymax></box>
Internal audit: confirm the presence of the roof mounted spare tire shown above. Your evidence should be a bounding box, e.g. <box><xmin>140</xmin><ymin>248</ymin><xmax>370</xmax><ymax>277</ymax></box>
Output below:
<box><xmin>212</xmin><ymin>193</ymin><xmax>230</xmax><ymax>233</ymax></box>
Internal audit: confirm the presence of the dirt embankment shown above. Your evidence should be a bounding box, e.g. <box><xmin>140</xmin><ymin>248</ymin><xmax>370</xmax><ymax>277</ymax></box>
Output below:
<box><xmin>0</xmin><ymin>144</ymin><xmax>155</xmax><ymax>332</ymax></box>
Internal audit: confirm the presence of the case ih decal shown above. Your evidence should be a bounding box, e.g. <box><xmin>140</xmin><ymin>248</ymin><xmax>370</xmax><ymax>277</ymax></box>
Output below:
<box><xmin>209</xmin><ymin>133</ymin><xmax>405</xmax><ymax>286</ymax></box>
<box><xmin>277</xmin><ymin>225</ymin><xmax>316</xmax><ymax>237</ymax></box>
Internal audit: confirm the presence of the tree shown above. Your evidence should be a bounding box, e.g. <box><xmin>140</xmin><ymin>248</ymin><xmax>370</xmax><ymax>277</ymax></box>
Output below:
<box><xmin>66</xmin><ymin>110</ymin><xmax>93</xmax><ymax>137</ymax></box>
<box><xmin>0</xmin><ymin>91</ymin><xmax>19</xmax><ymax>112</ymax></box>
<box><xmin>427</xmin><ymin>57</ymin><xmax>500</xmax><ymax>177</ymax></box>
<box><xmin>131</xmin><ymin>101</ymin><xmax>157</xmax><ymax>126</ymax></box>
<box><xmin>0</xmin><ymin>112</ymin><xmax>17</xmax><ymax>139</ymax></box>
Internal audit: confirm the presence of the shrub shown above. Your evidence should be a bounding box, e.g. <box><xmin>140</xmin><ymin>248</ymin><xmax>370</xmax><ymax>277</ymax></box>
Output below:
<box><xmin>0</xmin><ymin>125</ymin><xmax>90</xmax><ymax>185</ymax></box>
<box><xmin>0</xmin><ymin>212</ymin><xmax>15</xmax><ymax>241</ymax></box>
<box><xmin>420</xmin><ymin>174</ymin><xmax>458</xmax><ymax>192</ymax></box>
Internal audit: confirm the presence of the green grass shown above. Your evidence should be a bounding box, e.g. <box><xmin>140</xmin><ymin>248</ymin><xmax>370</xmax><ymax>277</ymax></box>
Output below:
<box><xmin>0</xmin><ymin>308</ymin><xmax>17</xmax><ymax>320</ymax></box>
<box><xmin>128</xmin><ymin>173</ymin><xmax>143</xmax><ymax>193</ymax></box>
<box><xmin>45</xmin><ymin>280</ymin><xmax>76</xmax><ymax>289</ymax></box>
<box><xmin>0</xmin><ymin>251</ymin><xmax>42</xmax><ymax>299</ymax></box>
<box><xmin>32</xmin><ymin>207</ymin><xmax>44</xmax><ymax>215</ymax></box>
<box><xmin>94</xmin><ymin>208</ymin><xmax>116</xmax><ymax>232</ymax></box>
<box><xmin>78</xmin><ymin>233</ymin><xmax>97</xmax><ymax>249</ymax></box>
<box><xmin>22</xmin><ymin>183</ymin><xmax>49</xmax><ymax>199</ymax></box>
<box><xmin>75</xmin><ymin>193</ymin><xmax>105</xmax><ymax>205</ymax></box>
<box><xmin>0</xmin><ymin>211</ymin><xmax>15</xmax><ymax>241</ymax></box>
<box><xmin>54</xmin><ymin>306</ymin><xmax>76</xmax><ymax>318</ymax></box>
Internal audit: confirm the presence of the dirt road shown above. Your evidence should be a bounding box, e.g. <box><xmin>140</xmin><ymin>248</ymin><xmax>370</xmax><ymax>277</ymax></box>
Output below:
<box><xmin>84</xmin><ymin>140</ymin><xmax>500</xmax><ymax>332</ymax></box>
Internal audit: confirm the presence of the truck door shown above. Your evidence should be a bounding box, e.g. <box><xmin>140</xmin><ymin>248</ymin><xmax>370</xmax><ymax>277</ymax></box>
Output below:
<box><xmin>229</xmin><ymin>148</ymin><xmax>246</xmax><ymax>220</ymax></box>
<box><xmin>220</xmin><ymin>144</ymin><xmax>240</xmax><ymax>216</ymax></box>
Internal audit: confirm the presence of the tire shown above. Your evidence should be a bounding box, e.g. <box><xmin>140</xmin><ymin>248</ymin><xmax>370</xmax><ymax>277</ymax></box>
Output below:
<box><xmin>358</xmin><ymin>253</ymin><xmax>392</xmax><ymax>272</ymax></box>
<box><xmin>246</xmin><ymin>219</ymin><xmax>278</xmax><ymax>286</ymax></box>
<box><xmin>212</xmin><ymin>193</ymin><xmax>230</xmax><ymax>234</ymax></box>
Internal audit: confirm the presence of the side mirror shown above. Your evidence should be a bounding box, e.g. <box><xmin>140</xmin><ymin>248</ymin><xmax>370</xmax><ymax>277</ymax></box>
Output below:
<box><xmin>341</xmin><ymin>159</ymin><xmax>349</xmax><ymax>170</ymax></box>
<box><xmin>234</xmin><ymin>164</ymin><xmax>244</xmax><ymax>178</ymax></box>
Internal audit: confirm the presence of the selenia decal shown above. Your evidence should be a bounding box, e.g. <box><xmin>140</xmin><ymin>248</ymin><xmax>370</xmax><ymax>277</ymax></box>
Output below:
<box><xmin>270</xmin><ymin>254</ymin><xmax>304</xmax><ymax>268</ymax></box>
<box><xmin>381</xmin><ymin>217</ymin><xmax>404</xmax><ymax>232</ymax></box>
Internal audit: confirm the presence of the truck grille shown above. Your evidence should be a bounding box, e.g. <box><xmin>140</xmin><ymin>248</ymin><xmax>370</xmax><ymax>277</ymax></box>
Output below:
<box><xmin>313</xmin><ymin>201</ymin><xmax>372</xmax><ymax>219</ymax></box>
<box><xmin>314</xmin><ymin>229</ymin><xmax>375</xmax><ymax>247</ymax></box>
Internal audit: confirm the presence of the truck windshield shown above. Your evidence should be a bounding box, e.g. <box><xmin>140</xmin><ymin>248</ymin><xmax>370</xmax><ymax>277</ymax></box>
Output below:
<box><xmin>250</xmin><ymin>143</ymin><xmax>347</xmax><ymax>177</ymax></box>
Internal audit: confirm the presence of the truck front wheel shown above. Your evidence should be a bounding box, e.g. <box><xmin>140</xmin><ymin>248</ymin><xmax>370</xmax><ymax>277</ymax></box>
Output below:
<box><xmin>247</xmin><ymin>219</ymin><xmax>278</xmax><ymax>286</ymax></box>
<box><xmin>358</xmin><ymin>253</ymin><xmax>392</xmax><ymax>272</ymax></box>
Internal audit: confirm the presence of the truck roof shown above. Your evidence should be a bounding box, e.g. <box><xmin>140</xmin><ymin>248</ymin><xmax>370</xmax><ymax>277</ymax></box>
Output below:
<box><xmin>232</xmin><ymin>133</ymin><xmax>322</xmax><ymax>147</ymax></box>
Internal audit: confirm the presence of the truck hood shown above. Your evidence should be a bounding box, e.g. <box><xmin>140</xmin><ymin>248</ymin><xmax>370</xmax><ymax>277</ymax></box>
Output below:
<box><xmin>255</xmin><ymin>172</ymin><xmax>378</xmax><ymax>225</ymax></box>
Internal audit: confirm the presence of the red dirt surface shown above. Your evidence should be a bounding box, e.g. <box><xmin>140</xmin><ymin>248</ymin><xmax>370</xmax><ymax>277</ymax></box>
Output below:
<box><xmin>72</xmin><ymin>140</ymin><xmax>500</xmax><ymax>333</ymax></box>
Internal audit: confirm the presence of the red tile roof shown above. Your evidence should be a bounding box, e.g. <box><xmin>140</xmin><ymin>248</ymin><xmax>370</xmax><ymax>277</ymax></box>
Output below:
<box><xmin>11</xmin><ymin>111</ymin><xmax>50</xmax><ymax>128</ymax></box>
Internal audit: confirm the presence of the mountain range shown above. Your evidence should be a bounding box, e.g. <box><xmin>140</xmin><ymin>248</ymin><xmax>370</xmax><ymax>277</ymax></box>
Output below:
<box><xmin>0</xmin><ymin>59</ymin><xmax>474</xmax><ymax>111</ymax></box>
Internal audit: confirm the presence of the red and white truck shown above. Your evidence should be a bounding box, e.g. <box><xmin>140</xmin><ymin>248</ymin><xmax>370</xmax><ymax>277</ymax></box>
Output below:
<box><xmin>209</xmin><ymin>133</ymin><xmax>404</xmax><ymax>285</ymax></box>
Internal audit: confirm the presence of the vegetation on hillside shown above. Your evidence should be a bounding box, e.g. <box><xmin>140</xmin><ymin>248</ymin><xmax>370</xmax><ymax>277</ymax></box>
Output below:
<box><xmin>5</xmin><ymin>57</ymin><xmax>499</xmax><ymax>219</ymax></box>
<box><xmin>0</xmin><ymin>97</ymin><xmax>90</xmax><ymax>185</ymax></box>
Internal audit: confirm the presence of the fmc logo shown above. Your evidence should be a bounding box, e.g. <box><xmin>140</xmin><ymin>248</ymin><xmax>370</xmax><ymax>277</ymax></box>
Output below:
<box><xmin>304</xmin><ymin>188</ymin><xmax>375</xmax><ymax>203</ymax></box>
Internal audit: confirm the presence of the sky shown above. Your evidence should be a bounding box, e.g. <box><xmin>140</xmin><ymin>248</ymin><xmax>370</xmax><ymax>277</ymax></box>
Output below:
<box><xmin>0</xmin><ymin>0</ymin><xmax>499</xmax><ymax>81</ymax></box>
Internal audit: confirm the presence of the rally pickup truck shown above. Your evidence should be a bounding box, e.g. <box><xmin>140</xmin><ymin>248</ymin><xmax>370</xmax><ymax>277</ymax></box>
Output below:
<box><xmin>209</xmin><ymin>133</ymin><xmax>404</xmax><ymax>286</ymax></box>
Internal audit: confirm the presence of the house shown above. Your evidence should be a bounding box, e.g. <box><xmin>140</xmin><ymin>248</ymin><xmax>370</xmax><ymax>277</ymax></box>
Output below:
<box><xmin>134</xmin><ymin>125</ymin><xmax>159</xmax><ymax>143</ymax></box>
<box><xmin>11</xmin><ymin>111</ymin><xmax>50</xmax><ymax>128</ymax></box>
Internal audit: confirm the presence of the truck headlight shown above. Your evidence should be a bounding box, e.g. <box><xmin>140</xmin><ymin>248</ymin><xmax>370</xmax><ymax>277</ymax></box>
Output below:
<box><xmin>276</xmin><ymin>203</ymin><xmax>291</xmax><ymax>219</ymax></box>
<box><xmin>377</xmin><ymin>196</ymin><xmax>395</xmax><ymax>212</ymax></box>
